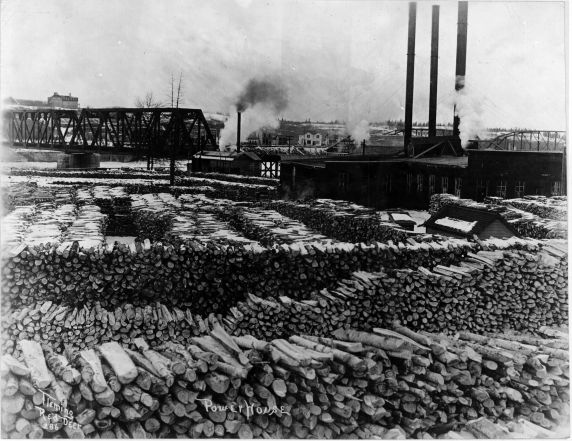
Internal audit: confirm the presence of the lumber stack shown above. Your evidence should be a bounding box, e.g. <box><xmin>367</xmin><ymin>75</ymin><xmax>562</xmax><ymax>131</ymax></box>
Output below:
<box><xmin>228</xmin><ymin>247</ymin><xmax>567</xmax><ymax>339</ymax></box>
<box><xmin>266</xmin><ymin>200</ymin><xmax>410</xmax><ymax>243</ymax></box>
<box><xmin>1</xmin><ymin>301</ymin><xmax>221</xmax><ymax>356</ymax></box>
<box><xmin>1</xmin><ymin>325</ymin><xmax>568</xmax><ymax>439</ymax></box>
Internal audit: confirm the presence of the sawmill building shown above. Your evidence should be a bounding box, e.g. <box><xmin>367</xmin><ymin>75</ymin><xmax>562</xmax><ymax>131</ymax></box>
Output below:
<box><xmin>280</xmin><ymin>150</ymin><xmax>565</xmax><ymax>209</ymax></box>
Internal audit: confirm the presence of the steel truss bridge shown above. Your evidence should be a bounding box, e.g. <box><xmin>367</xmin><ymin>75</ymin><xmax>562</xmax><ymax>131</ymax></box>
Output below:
<box><xmin>2</xmin><ymin>108</ymin><xmax>218</xmax><ymax>156</ymax></box>
<box><xmin>474</xmin><ymin>130</ymin><xmax>566</xmax><ymax>152</ymax></box>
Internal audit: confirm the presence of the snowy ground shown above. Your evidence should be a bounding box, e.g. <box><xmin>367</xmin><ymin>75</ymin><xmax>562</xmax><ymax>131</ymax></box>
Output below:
<box><xmin>0</xmin><ymin>160</ymin><xmax>190</xmax><ymax>171</ymax></box>
<box><xmin>378</xmin><ymin>209</ymin><xmax>431</xmax><ymax>233</ymax></box>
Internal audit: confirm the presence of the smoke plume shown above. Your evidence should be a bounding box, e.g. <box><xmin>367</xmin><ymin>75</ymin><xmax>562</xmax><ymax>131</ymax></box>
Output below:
<box><xmin>218</xmin><ymin>103</ymin><xmax>281</xmax><ymax>150</ymax></box>
<box><xmin>452</xmin><ymin>83</ymin><xmax>488</xmax><ymax>147</ymax></box>
<box><xmin>219</xmin><ymin>77</ymin><xmax>289</xmax><ymax>150</ymax></box>
<box><xmin>236</xmin><ymin>78</ymin><xmax>288</xmax><ymax>113</ymax></box>
<box><xmin>345</xmin><ymin>119</ymin><xmax>371</xmax><ymax>144</ymax></box>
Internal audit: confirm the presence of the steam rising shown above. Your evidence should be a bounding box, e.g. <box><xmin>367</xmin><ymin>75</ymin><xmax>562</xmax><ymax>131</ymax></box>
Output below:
<box><xmin>346</xmin><ymin>119</ymin><xmax>371</xmax><ymax>144</ymax></box>
<box><xmin>219</xmin><ymin>77</ymin><xmax>288</xmax><ymax>150</ymax></box>
<box><xmin>453</xmin><ymin>82</ymin><xmax>488</xmax><ymax>147</ymax></box>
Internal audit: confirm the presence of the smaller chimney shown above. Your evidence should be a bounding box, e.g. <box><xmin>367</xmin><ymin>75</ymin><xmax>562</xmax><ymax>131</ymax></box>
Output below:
<box><xmin>237</xmin><ymin>111</ymin><xmax>242</xmax><ymax>152</ymax></box>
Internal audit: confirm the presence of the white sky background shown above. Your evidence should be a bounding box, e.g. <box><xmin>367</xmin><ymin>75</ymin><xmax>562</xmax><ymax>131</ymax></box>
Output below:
<box><xmin>0</xmin><ymin>0</ymin><xmax>566</xmax><ymax>130</ymax></box>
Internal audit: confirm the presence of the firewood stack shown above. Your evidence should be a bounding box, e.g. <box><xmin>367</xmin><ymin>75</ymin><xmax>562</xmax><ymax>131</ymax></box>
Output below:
<box><xmin>430</xmin><ymin>194</ymin><xmax>567</xmax><ymax>239</ymax></box>
<box><xmin>265</xmin><ymin>200</ymin><xmax>410</xmax><ymax>243</ymax></box>
<box><xmin>227</xmin><ymin>247</ymin><xmax>567</xmax><ymax>340</ymax></box>
<box><xmin>1</xmin><ymin>301</ymin><xmax>223</xmax><ymax>357</ymax></box>
<box><xmin>179</xmin><ymin>176</ymin><xmax>277</xmax><ymax>201</ymax></box>
<box><xmin>218</xmin><ymin>207</ymin><xmax>334</xmax><ymax>247</ymax></box>
<box><xmin>1</xmin><ymin>324</ymin><xmax>568</xmax><ymax>439</ymax></box>
<box><xmin>2</xmin><ymin>235</ymin><xmax>483</xmax><ymax>313</ymax></box>
<box><xmin>190</xmin><ymin>171</ymin><xmax>278</xmax><ymax>186</ymax></box>
<box><xmin>130</xmin><ymin>194</ymin><xmax>178</xmax><ymax>242</ymax></box>
<box><xmin>498</xmin><ymin>197</ymin><xmax>567</xmax><ymax>222</ymax></box>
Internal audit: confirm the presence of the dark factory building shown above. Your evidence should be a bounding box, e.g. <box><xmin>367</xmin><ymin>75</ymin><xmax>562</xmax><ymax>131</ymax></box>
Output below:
<box><xmin>424</xmin><ymin>205</ymin><xmax>519</xmax><ymax>240</ymax></box>
<box><xmin>280</xmin><ymin>150</ymin><xmax>566</xmax><ymax>210</ymax></box>
<box><xmin>192</xmin><ymin>151</ymin><xmax>262</xmax><ymax>176</ymax></box>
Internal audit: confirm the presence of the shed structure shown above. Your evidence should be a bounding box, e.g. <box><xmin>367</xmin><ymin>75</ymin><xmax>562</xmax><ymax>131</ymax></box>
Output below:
<box><xmin>423</xmin><ymin>205</ymin><xmax>519</xmax><ymax>240</ymax></box>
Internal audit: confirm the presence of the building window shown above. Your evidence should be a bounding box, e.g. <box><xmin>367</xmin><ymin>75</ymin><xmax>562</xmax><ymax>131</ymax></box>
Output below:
<box><xmin>381</xmin><ymin>175</ymin><xmax>392</xmax><ymax>193</ymax></box>
<box><xmin>552</xmin><ymin>181</ymin><xmax>562</xmax><ymax>196</ymax></box>
<box><xmin>428</xmin><ymin>175</ymin><xmax>436</xmax><ymax>195</ymax></box>
<box><xmin>406</xmin><ymin>173</ymin><xmax>413</xmax><ymax>193</ymax></box>
<box><xmin>307</xmin><ymin>134</ymin><xmax>311</xmax><ymax>138</ymax></box>
<box><xmin>441</xmin><ymin>176</ymin><xmax>449</xmax><ymax>194</ymax></box>
<box><xmin>338</xmin><ymin>172</ymin><xmax>350</xmax><ymax>192</ymax></box>
<box><xmin>454</xmin><ymin>178</ymin><xmax>462</xmax><ymax>197</ymax></box>
<box><xmin>515</xmin><ymin>181</ymin><xmax>525</xmax><ymax>198</ymax></box>
<box><xmin>476</xmin><ymin>179</ymin><xmax>489</xmax><ymax>199</ymax></box>
<box><xmin>496</xmin><ymin>180</ymin><xmax>507</xmax><ymax>198</ymax></box>
<box><xmin>416</xmin><ymin>174</ymin><xmax>424</xmax><ymax>193</ymax></box>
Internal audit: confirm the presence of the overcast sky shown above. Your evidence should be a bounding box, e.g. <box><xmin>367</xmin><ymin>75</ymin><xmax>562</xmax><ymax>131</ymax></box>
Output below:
<box><xmin>0</xmin><ymin>0</ymin><xmax>567</xmax><ymax>129</ymax></box>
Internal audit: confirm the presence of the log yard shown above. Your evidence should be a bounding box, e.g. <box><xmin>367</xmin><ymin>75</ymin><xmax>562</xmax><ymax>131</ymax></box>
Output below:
<box><xmin>0</xmin><ymin>0</ymin><xmax>568</xmax><ymax>439</ymax></box>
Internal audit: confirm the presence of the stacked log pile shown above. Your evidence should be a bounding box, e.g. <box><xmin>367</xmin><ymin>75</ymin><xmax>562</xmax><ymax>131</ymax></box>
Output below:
<box><xmin>92</xmin><ymin>186</ymin><xmax>134</xmax><ymax>236</ymax></box>
<box><xmin>228</xmin><ymin>246</ymin><xmax>567</xmax><ymax>339</ymax></box>
<box><xmin>189</xmin><ymin>171</ymin><xmax>278</xmax><ymax>186</ymax></box>
<box><xmin>266</xmin><ymin>200</ymin><xmax>410</xmax><ymax>243</ymax></box>
<box><xmin>218</xmin><ymin>206</ymin><xmax>334</xmax><ymax>247</ymax></box>
<box><xmin>169</xmin><ymin>195</ymin><xmax>259</xmax><ymax>245</ymax></box>
<box><xmin>1</xmin><ymin>324</ymin><xmax>568</xmax><ymax>439</ymax></box>
<box><xmin>429</xmin><ymin>194</ymin><xmax>567</xmax><ymax>239</ymax></box>
<box><xmin>2</xmin><ymin>237</ymin><xmax>480</xmax><ymax>312</ymax></box>
<box><xmin>9</xmin><ymin>169</ymin><xmax>170</xmax><ymax>180</ymax></box>
<box><xmin>1</xmin><ymin>301</ymin><xmax>221</xmax><ymax>356</ymax></box>
<box><xmin>497</xmin><ymin>196</ymin><xmax>567</xmax><ymax>221</ymax></box>
<box><xmin>61</xmin><ymin>205</ymin><xmax>107</xmax><ymax>250</ymax></box>
<box><xmin>1</xmin><ymin>206</ymin><xmax>36</xmax><ymax>249</ymax></box>
<box><xmin>129</xmin><ymin>194</ymin><xmax>178</xmax><ymax>241</ymax></box>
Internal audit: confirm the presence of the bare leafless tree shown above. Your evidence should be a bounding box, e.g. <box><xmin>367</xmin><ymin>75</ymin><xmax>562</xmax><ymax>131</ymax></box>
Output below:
<box><xmin>134</xmin><ymin>92</ymin><xmax>163</xmax><ymax>108</ymax></box>
<box><xmin>168</xmin><ymin>72</ymin><xmax>184</xmax><ymax>108</ymax></box>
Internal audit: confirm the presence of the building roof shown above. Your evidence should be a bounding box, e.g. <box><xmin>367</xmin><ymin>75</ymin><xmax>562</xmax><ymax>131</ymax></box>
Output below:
<box><xmin>193</xmin><ymin>150</ymin><xmax>262</xmax><ymax>161</ymax></box>
<box><xmin>407</xmin><ymin>156</ymin><xmax>468</xmax><ymax>167</ymax></box>
<box><xmin>423</xmin><ymin>205</ymin><xmax>519</xmax><ymax>238</ymax></box>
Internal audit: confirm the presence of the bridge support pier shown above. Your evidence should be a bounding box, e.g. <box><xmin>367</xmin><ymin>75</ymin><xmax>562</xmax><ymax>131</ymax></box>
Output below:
<box><xmin>57</xmin><ymin>153</ymin><xmax>100</xmax><ymax>169</ymax></box>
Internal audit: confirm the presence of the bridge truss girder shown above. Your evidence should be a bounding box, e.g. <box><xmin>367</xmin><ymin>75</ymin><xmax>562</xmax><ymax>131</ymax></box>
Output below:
<box><xmin>3</xmin><ymin>107</ymin><xmax>218</xmax><ymax>156</ymax></box>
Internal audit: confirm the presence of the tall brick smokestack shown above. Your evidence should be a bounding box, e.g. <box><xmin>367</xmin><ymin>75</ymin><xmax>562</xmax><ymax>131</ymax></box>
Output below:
<box><xmin>237</xmin><ymin>111</ymin><xmax>241</xmax><ymax>152</ymax></box>
<box><xmin>453</xmin><ymin>1</ymin><xmax>468</xmax><ymax>137</ymax></box>
<box><xmin>404</xmin><ymin>2</ymin><xmax>417</xmax><ymax>151</ymax></box>
<box><xmin>428</xmin><ymin>5</ymin><xmax>440</xmax><ymax>138</ymax></box>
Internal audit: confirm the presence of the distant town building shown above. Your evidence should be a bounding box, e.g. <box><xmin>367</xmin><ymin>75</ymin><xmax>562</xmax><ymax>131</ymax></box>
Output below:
<box><xmin>298</xmin><ymin>132</ymin><xmax>329</xmax><ymax>147</ymax></box>
<box><xmin>48</xmin><ymin>92</ymin><xmax>79</xmax><ymax>109</ymax></box>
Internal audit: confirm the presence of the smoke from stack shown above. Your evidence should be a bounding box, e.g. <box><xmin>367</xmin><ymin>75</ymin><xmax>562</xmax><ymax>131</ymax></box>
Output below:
<box><xmin>219</xmin><ymin>77</ymin><xmax>289</xmax><ymax>150</ymax></box>
<box><xmin>346</xmin><ymin>119</ymin><xmax>371</xmax><ymax>144</ymax></box>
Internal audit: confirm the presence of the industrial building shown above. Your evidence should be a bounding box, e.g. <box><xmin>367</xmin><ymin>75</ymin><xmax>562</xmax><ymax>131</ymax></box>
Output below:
<box><xmin>47</xmin><ymin>92</ymin><xmax>79</xmax><ymax>109</ymax></box>
<box><xmin>278</xmin><ymin>1</ymin><xmax>566</xmax><ymax>210</ymax></box>
<box><xmin>280</xmin><ymin>149</ymin><xmax>565</xmax><ymax>209</ymax></box>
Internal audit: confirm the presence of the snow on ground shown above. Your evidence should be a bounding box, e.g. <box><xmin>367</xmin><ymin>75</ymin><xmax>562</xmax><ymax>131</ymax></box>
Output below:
<box><xmin>435</xmin><ymin>217</ymin><xmax>477</xmax><ymax>233</ymax></box>
<box><xmin>378</xmin><ymin>209</ymin><xmax>431</xmax><ymax>233</ymax></box>
<box><xmin>1</xmin><ymin>160</ymin><xmax>190</xmax><ymax>171</ymax></box>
